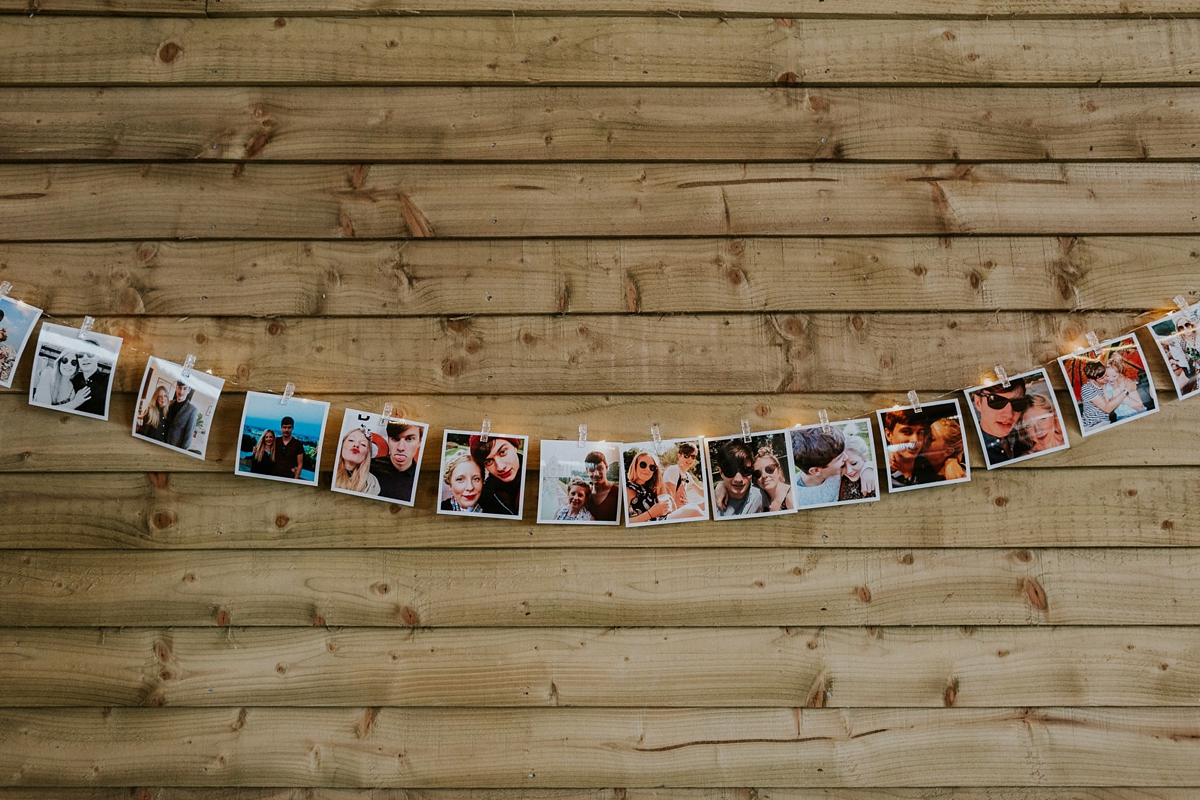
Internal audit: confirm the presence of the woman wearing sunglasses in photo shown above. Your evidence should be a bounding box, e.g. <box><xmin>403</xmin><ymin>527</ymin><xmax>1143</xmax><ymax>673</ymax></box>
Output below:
<box><xmin>626</xmin><ymin>449</ymin><xmax>706</xmax><ymax>524</ymax></box>
<box><xmin>32</xmin><ymin>351</ymin><xmax>91</xmax><ymax>411</ymax></box>
<box><xmin>712</xmin><ymin>444</ymin><xmax>794</xmax><ymax>513</ymax></box>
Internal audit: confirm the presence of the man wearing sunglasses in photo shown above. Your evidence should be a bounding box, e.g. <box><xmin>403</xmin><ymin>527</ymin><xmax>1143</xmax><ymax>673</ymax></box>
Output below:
<box><xmin>972</xmin><ymin>376</ymin><xmax>1031</xmax><ymax>465</ymax></box>
<box><xmin>713</xmin><ymin>440</ymin><xmax>770</xmax><ymax>517</ymax></box>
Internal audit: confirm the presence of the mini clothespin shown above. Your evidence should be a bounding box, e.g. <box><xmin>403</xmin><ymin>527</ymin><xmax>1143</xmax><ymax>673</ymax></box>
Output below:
<box><xmin>280</xmin><ymin>382</ymin><xmax>295</xmax><ymax>405</ymax></box>
<box><xmin>479</xmin><ymin>418</ymin><xmax>492</xmax><ymax>444</ymax></box>
<box><xmin>650</xmin><ymin>423</ymin><xmax>663</xmax><ymax>454</ymax></box>
<box><xmin>1175</xmin><ymin>295</ymin><xmax>1191</xmax><ymax>312</ymax></box>
<box><xmin>181</xmin><ymin>354</ymin><xmax>196</xmax><ymax>379</ymax></box>
<box><xmin>0</xmin><ymin>281</ymin><xmax>11</xmax><ymax>299</ymax></box>
<box><xmin>907</xmin><ymin>390</ymin><xmax>922</xmax><ymax>412</ymax></box>
<box><xmin>577</xmin><ymin>424</ymin><xmax>588</xmax><ymax>448</ymax></box>
<box><xmin>740</xmin><ymin>419</ymin><xmax>752</xmax><ymax>443</ymax></box>
<box><xmin>78</xmin><ymin>316</ymin><xmax>95</xmax><ymax>338</ymax></box>
<box><xmin>381</xmin><ymin>403</ymin><xmax>394</xmax><ymax>424</ymax></box>
<box><xmin>994</xmin><ymin>364</ymin><xmax>1010</xmax><ymax>389</ymax></box>
<box><xmin>818</xmin><ymin>409</ymin><xmax>831</xmax><ymax>432</ymax></box>
<box><xmin>1085</xmin><ymin>331</ymin><xmax>1101</xmax><ymax>358</ymax></box>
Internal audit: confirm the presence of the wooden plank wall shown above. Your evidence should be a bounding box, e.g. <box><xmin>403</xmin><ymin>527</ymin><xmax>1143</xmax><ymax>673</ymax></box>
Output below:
<box><xmin>1</xmin><ymin>0</ymin><xmax>1200</xmax><ymax>795</ymax></box>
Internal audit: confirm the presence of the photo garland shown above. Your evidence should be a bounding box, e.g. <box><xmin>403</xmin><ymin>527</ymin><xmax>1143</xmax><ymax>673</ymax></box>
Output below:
<box><xmin>6</xmin><ymin>283</ymin><xmax>1195</xmax><ymax>521</ymax></box>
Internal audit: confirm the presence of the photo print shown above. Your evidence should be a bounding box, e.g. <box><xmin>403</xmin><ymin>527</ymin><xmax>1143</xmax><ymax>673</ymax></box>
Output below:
<box><xmin>965</xmin><ymin>368</ymin><xmax>1070</xmax><ymax>469</ymax></box>
<box><xmin>537</xmin><ymin>440</ymin><xmax>624</xmax><ymax>525</ymax></box>
<box><xmin>28</xmin><ymin>322</ymin><xmax>122</xmax><ymax>420</ymax></box>
<box><xmin>703</xmin><ymin>430</ymin><xmax>797</xmax><ymax>519</ymax></box>
<box><xmin>438</xmin><ymin>429</ymin><xmax>530</xmax><ymax>519</ymax></box>
<box><xmin>876</xmin><ymin>400</ymin><xmax>971</xmax><ymax>493</ymax></box>
<box><xmin>331</xmin><ymin>410</ymin><xmax>428</xmax><ymax>505</ymax></box>
<box><xmin>234</xmin><ymin>390</ymin><xmax>330</xmax><ymax>487</ymax></box>
<box><xmin>789</xmin><ymin>418</ymin><xmax>881</xmax><ymax>510</ymax></box>
<box><xmin>1058</xmin><ymin>333</ymin><xmax>1159</xmax><ymax>437</ymax></box>
<box><xmin>1147</xmin><ymin>305</ymin><xmax>1200</xmax><ymax>400</ymax></box>
<box><xmin>622</xmin><ymin>438</ymin><xmax>709</xmax><ymax>527</ymax></box>
<box><xmin>131</xmin><ymin>356</ymin><xmax>225</xmax><ymax>460</ymax></box>
<box><xmin>0</xmin><ymin>294</ymin><xmax>43</xmax><ymax>389</ymax></box>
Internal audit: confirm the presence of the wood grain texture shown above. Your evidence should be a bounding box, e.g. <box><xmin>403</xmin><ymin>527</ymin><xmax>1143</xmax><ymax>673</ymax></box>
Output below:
<box><xmin>1</xmin><ymin>466</ymin><xmax>1193</xmax><ymax>550</ymax></box>
<box><xmin>3</xmin><ymin>707</ymin><xmax>1200</xmax><ymax>787</ymax></box>
<box><xmin>7</xmin><ymin>87</ymin><xmax>1200</xmax><ymax>162</ymax></box>
<box><xmin>3</xmin><ymin>626</ymin><xmax>1197</xmax><ymax>708</ymax></box>
<box><xmin>9</xmin><ymin>163</ymin><xmax>1200</xmax><ymax>240</ymax></box>
<box><xmin>3</xmin><ymin>237</ymin><xmax>1197</xmax><ymax>316</ymax></box>
<box><xmin>5</xmin><ymin>18</ymin><xmax>1200</xmax><ymax>86</ymax></box>
<box><xmin>3</xmin><ymin>548</ymin><xmax>1198</xmax><ymax>627</ymax></box>
<box><xmin>0</xmin><ymin>0</ymin><xmax>201</xmax><ymax>13</ymax></box>
<box><xmin>0</xmin><ymin>312</ymin><xmax>1160</xmax><ymax>394</ymax></box>
<box><xmin>0</xmin><ymin>791</ymin><xmax>1195</xmax><ymax>800</ymax></box>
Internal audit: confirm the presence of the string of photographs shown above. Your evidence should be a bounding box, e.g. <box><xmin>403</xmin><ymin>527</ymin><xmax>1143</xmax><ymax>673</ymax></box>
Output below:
<box><xmin>3</xmin><ymin>282</ymin><xmax>1198</xmax><ymax>527</ymax></box>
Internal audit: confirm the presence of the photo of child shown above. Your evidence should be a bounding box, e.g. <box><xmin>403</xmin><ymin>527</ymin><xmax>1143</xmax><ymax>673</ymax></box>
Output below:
<box><xmin>537</xmin><ymin>440</ymin><xmax>623</xmax><ymax>525</ymax></box>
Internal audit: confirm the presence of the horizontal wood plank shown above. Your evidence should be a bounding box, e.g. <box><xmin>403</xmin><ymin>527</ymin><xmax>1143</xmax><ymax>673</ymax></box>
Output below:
<box><xmin>5</xmin><ymin>18</ymin><xmax>1200</xmax><ymax>86</ymax></box>
<box><xmin>0</xmin><ymin>791</ymin><xmax>1193</xmax><ymax>800</ymax></box>
<box><xmin>8</xmin><ymin>87</ymin><xmax>1200</xmax><ymax>162</ymax></box>
<box><xmin>3</xmin><ymin>626</ymin><xmax>1197</xmax><ymax>708</ymax></box>
<box><xmin>2</xmin><ymin>236</ymin><xmax>1198</xmax><ymax>315</ymax></box>
<box><xmin>0</xmin><ymin>311</ymin><xmax>1166</xmax><ymax>394</ymax></box>
<box><xmin>9</xmin><ymin>163</ymin><xmax>1200</xmax><ymax>240</ymax></box>
<box><xmin>3</xmin><ymin>707</ymin><xmax>1200</xmax><ymax>786</ymax></box>
<box><xmin>3</xmin><ymin>548</ymin><xmax>1198</xmax><ymax>627</ymax></box>
<box><xmin>1</xmin><ymin>465</ymin><xmax>1193</xmax><ymax>549</ymax></box>
<box><xmin>0</xmin><ymin>0</ymin><xmax>202</xmax><ymax>13</ymax></box>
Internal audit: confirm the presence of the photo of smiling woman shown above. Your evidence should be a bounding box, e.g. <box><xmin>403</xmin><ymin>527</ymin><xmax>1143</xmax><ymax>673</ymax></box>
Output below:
<box><xmin>28</xmin><ymin>322</ymin><xmax>122</xmax><ymax>420</ymax></box>
<box><xmin>704</xmin><ymin>430</ymin><xmax>797</xmax><ymax>520</ymax></box>
<box><xmin>1058</xmin><ymin>333</ymin><xmax>1160</xmax><ymax>437</ymax></box>
<box><xmin>876</xmin><ymin>399</ymin><xmax>972</xmax><ymax>493</ymax></box>
<box><xmin>438</xmin><ymin>429</ymin><xmax>530</xmax><ymax>519</ymax></box>
<box><xmin>965</xmin><ymin>368</ymin><xmax>1070</xmax><ymax>469</ymax></box>
<box><xmin>537</xmin><ymin>440</ymin><xmax>624</xmax><ymax>525</ymax></box>
<box><xmin>622</xmin><ymin>438</ymin><xmax>709</xmax><ymax>528</ymax></box>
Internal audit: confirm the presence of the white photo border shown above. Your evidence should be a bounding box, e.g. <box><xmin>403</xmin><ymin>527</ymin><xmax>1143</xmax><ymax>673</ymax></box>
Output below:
<box><xmin>787</xmin><ymin>418</ymin><xmax>882</xmax><ymax>510</ymax></box>
<box><xmin>331</xmin><ymin>409</ymin><xmax>430</xmax><ymax>506</ymax></box>
<box><xmin>130</xmin><ymin>356</ymin><xmax>226</xmax><ymax>461</ymax></box>
<box><xmin>875</xmin><ymin>398</ymin><xmax>973</xmax><ymax>494</ymax></box>
<box><xmin>1145</xmin><ymin>306</ymin><xmax>1200</xmax><ymax>402</ymax></box>
<box><xmin>535</xmin><ymin>439</ymin><xmax>625</xmax><ymax>526</ymax></box>
<box><xmin>1057</xmin><ymin>332</ymin><xmax>1161</xmax><ymax>438</ymax></box>
<box><xmin>232</xmin><ymin>390</ymin><xmax>330</xmax><ymax>487</ymax></box>
<box><xmin>622</xmin><ymin>436</ymin><xmax>711</xmax><ymax>528</ymax></box>
<box><xmin>27</xmin><ymin>321</ymin><xmax>122</xmax><ymax>421</ymax></box>
<box><xmin>0</xmin><ymin>294</ymin><xmax>43</xmax><ymax>390</ymax></box>
<box><xmin>702</xmin><ymin>428</ymin><xmax>800</xmax><ymax>520</ymax></box>
<box><xmin>437</xmin><ymin>428</ymin><xmax>530</xmax><ymax>520</ymax></box>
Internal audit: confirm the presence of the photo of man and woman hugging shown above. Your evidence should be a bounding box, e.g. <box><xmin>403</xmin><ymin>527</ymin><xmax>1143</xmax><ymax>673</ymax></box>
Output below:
<box><xmin>537</xmin><ymin>440</ymin><xmax>623</xmax><ymax>525</ymax></box>
<box><xmin>1149</xmin><ymin>308</ymin><xmax>1200</xmax><ymax>400</ymax></box>
<box><xmin>28</xmin><ymin>322</ymin><xmax>122</xmax><ymax>421</ymax></box>
<box><xmin>438</xmin><ymin>430</ymin><xmax>529</xmax><ymax>519</ymax></box>
<box><xmin>965</xmin><ymin>368</ymin><xmax>1069</xmax><ymax>468</ymax></box>
<box><xmin>704</xmin><ymin>431</ymin><xmax>797</xmax><ymax>519</ymax></box>
<box><xmin>236</xmin><ymin>391</ymin><xmax>330</xmax><ymax>487</ymax></box>
<box><xmin>332</xmin><ymin>410</ymin><xmax>428</xmax><ymax>505</ymax></box>
<box><xmin>1059</xmin><ymin>334</ymin><xmax>1159</xmax><ymax>436</ymax></box>
<box><xmin>877</xmin><ymin>400</ymin><xmax>971</xmax><ymax>493</ymax></box>
<box><xmin>788</xmin><ymin>419</ymin><xmax>881</xmax><ymax>509</ymax></box>
<box><xmin>622</xmin><ymin>438</ymin><xmax>709</xmax><ymax>527</ymax></box>
<box><xmin>133</xmin><ymin>356</ymin><xmax>225</xmax><ymax>460</ymax></box>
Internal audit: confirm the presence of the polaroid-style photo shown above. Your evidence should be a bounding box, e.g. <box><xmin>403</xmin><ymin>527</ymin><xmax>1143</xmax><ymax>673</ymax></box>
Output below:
<box><xmin>536</xmin><ymin>440</ymin><xmax>624</xmax><ymax>525</ymax></box>
<box><xmin>131</xmin><ymin>356</ymin><xmax>225</xmax><ymax>460</ymax></box>
<box><xmin>622</xmin><ymin>438</ymin><xmax>709</xmax><ymax>527</ymax></box>
<box><xmin>702</xmin><ymin>430</ymin><xmax>798</xmax><ymax>520</ymax></box>
<box><xmin>788</xmin><ymin>418</ymin><xmax>882</xmax><ymax>510</ymax></box>
<box><xmin>876</xmin><ymin>400</ymin><xmax>972</xmax><ymax>493</ymax></box>
<box><xmin>438</xmin><ymin>429</ymin><xmax>530</xmax><ymax>519</ymax></box>
<box><xmin>234</xmin><ymin>390</ymin><xmax>330</xmax><ymax>487</ymax></box>
<box><xmin>331</xmin><ymin>410</ymin><xmax>428</xmax><ymax>506</ymax></box>
<box><xmin>964</xmin><ymin>368</ymin><xmax>1070</xmax><ymax>469</ymax></box>
<box><xmin>1147</xmin><ymin>306</ymin><xmax>1200</xmax><ymax>401</ymax></box>
<box><xmin>0</xmin><ymin>294</ymin><xmax>43</xmax><ymax>389</ymax></box>
<box><xmin>1058</xmin><ymin>333</ymin><xmax>1160</xmax><ymax>437</ymax></box>
<box><xmin>28</xmin><ymin>322</ymin><xmax>122</xmax><ymax>420</ymax></box>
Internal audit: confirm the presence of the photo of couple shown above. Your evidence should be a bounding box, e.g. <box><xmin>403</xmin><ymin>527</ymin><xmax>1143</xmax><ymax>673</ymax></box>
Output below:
<box><xmin>703</xmin><ymin>431</ymin><xmax>797</xmax><ymax>519</ymax></box>
<box><xmin>537</xmin><ymin>440</ymin><xmax>623</xmax><ymax>525</ymax></box>
<box><xmin>132</xmin><ymin>356</ymin><xmax>225</xmax><ymax>461</ymax></box>
<box><xmin>438</xmin><ymin>429</ymin><xmax>529</xmax><ymax>519</ymax></box>
<box><xmin>1059</xmin><ymin>334</ymin><xmax>1159</xmax><ymax>436</ymax></box>
<box><xmin>235</xmin><ymin>390</ymin><xmax>331</xmax><ymax>487</ymax></box>
<box><xmin>331</xmin><ymin>410</ymin><xmax>428</xmax><ymax>506</ymax></box>
<box><xmin>788</xmin><ymin>419</ymin><xmax>880</xmax><ymax>510</ymax></box>
<box><xmin>965</xmin><ymin>368</ymin><xmax>1069</xmax><ymax>469</ymax></box>
<box><xmin>1148</xmin><ymin>307</ymin><xmax>1200</xmax><ymax>401</ymax></box>
<box><xmin>876</xmin><ymin>400</ymin><xmax>972</xmax><ymax>493</ymax></box>
<box><xmin>28</xmin><ymin>322</ymin><xmax>122</xmax><ymax>421</ymax></box>
<box><xmin>622</xmin><ymin>438</ymin><xmax>709</xmax><ymax>527</ymax></box>
<box><xmin>0</xmin><ymin>294</ymin><xmax>42</xmax><ymax>389</ymax></box>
